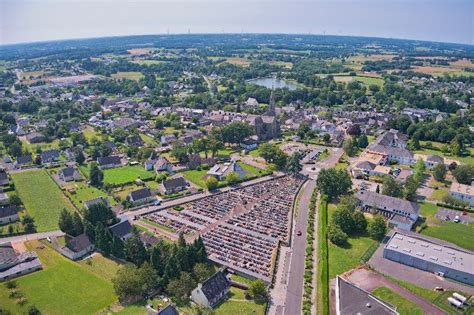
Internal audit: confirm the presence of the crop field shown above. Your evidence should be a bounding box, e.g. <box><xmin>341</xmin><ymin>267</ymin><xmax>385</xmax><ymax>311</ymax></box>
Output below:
<box><xmin>111</xmin><ymin>71</ymin><xmax>144</xmax><ymax>81</ymax></box>
<box><xmin>333</xmin><ymin>75</ymin><xmax>384</xmax><ymax>87</ymax></box>
<box><xmin>0</xmin><ymin>241</ymin><xmax>117</xmax><ymax>314</ymax></box>
<box><xmin>413</xmin><ymin>66</ymin><xmax>474</xmax><ymax>77</ymax></box>
<box><xmin>103</xmin><ymin>165</ymin><xmax>154</xmax><ymax>185</ymax></box>
<box><xmin>131</xmin><ymin>59</ymin><xmax>167</xmax><ymax>65</ymax></box>
<box><xmin>127</xmin><ymin>48</ymin><xmax>157</xmax><ymax>55</ymax></box>
<box><xmin>11</xmin><ymin>169</ymin><xmax>76</xmax><ymax>232</ymax></box>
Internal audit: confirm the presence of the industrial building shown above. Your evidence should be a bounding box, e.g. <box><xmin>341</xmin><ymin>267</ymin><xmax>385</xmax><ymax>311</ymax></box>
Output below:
<box><xmin>383</xmin><ymin>232</ymin><xmax>474</xmax><ymax>286</ymax></box>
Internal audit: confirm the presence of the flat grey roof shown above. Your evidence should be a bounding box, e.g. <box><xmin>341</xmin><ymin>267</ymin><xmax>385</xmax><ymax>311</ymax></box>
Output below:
<box><xmin>385</xmin><ymin>232</ymin><xmax>474</xmax><ymax>275</ymax></box>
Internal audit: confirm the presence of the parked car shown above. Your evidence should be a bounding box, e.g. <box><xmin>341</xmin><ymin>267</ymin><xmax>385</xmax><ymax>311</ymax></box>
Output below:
<box><xmin>297</xmin><ymin>230</ymin><xmax>302</xmax><ymax>236</ymax></box>
<box><xmin>454</xmin><ymin>215</ymin><xmax>460</xmax><ymax>223</ymax></box>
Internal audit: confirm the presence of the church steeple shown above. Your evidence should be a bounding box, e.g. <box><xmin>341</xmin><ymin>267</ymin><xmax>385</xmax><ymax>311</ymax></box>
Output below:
<box><xmin>267</xmin><ymin>87</ymin><xmax>276</xmax><ymax>116</ymax></box>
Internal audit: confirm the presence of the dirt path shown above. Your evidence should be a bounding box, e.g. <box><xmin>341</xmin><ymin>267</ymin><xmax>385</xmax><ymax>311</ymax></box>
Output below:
<box><xmin>345</xmin><ymin>268</ymin><xmax>446</xmax><ymax>315</ymax></box>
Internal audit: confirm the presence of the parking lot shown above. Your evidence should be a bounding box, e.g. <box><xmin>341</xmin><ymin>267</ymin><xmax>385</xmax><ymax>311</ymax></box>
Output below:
<box><xmin>436</xmin><ymin>208</ymin><xmax>474</xmax><ymax>224</ymax></box>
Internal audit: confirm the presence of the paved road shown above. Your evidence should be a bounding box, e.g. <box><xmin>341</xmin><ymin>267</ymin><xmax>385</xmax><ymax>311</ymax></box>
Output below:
<box><xmin>284</xmin><ymin>179</ymin><xmax>316</xmax><ymax>315</ymax></box>
<box><xmin>0</xmin><ymin>230</ymin><xmax>64</xmax><ymax>243</ymax></box>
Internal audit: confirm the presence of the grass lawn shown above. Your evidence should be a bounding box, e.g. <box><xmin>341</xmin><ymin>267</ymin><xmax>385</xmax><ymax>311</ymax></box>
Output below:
<box><xmin>66</xmin><ymin>182</ymin><xmax>116</xmax><ymax>208</ymax></box>
<box><xmin>422</xmin><ymin>221</ymin><xmax>474</xmax><ymax>251</ymax></box>
<box><xmin>111</xmin><ymin>71</ymin><xmax>144</xmax><ymax>81</ymax></box>
<box><xmin>77</xmin><ymin>253</ymin><xmax>121</xmax><ymax>282</ymax></box>
<box><xmin>113</xmin><ymin>184</ymin><xmax>146</xmax><ymax>201</ymax></box>
<box><xmin>180</xmin><ymin>169</ymin><xmax>209</xmax><ymax>188</ymax></box>
<box><xmin>328</xmin><ymin>202</ymin><xmax>377</xmax><ymax>278</ymax></box>
<box><xmin>82</xmin><ymin>126</ymin><xmax>102</xmax><ymax>141</ymax></box>
<box><xmin>114</xmin><ymin>298</ymin><xmax>169</xmax><ymax>314</ymax></box>
<box><xmin>139</xmin><ymin>133</ymin><xmax>157</xmax><ymax>145</ymax></box>
<box><xmin>0</xmin><ymin>240</ymin><xmax>117</xmax><ymax>314</ymax></box>
<box><xmin>372</xmin><ymin>287</ymin><xmax>423</xmax><ymax>315</ymax></box>
<box><xmin>430</xmin><ymin>188</ymin><xmax>448</xmax><ymax>201</ymax></box>
<box><xmin>238</xmin><ymin>162</ymin><xmax>268</xmax><ymax>177</ymax></box>
<box><xmin>214</xmin><ymin>295</ymin><xmax>266</xmax><ymax>315</ymax></box>
<box><xmin>21</xmin><ymin>138</ymin><xmax>63</xmax><ymax>152</ymax></box>
<box><xmin>418</xmin><ymin>201</ymin><xmax>474</xmax><ymax>250</ymax></box>
<box><xmin>103</xmin><ymin>165</ymin><xmax>154</xmax><ymax>185</ymax></box>
<box><xmin>11</xmin><ymin>169</ymin><xmax>76</xmax><ymax>232</ymax></box>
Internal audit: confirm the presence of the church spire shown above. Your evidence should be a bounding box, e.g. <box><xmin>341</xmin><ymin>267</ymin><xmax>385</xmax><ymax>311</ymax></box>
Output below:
<box><xmin>267</xmin><ymin>87</ymin><xmax>276</xmax><ymax>116</ymax></box>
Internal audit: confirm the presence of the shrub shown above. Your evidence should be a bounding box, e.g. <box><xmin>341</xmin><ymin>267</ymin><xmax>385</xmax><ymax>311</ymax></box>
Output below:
<box><xmin>328</xmin><ymin>224</ymin><xmax>348</xmax><ymax>246</ymax></box>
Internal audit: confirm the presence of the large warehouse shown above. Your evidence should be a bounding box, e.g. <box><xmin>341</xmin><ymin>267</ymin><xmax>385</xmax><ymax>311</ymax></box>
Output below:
<box><xmin>383</xmin><ymin>232</ymin><xmax>474</xmax><ymax>286</ymax></box>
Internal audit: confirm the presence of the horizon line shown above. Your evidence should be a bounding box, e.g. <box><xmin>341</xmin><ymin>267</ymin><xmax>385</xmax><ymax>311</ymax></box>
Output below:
<box><xmin>1</xmin><ymin>31</ymin><xmax>473</xmax><ymax>49</ymax></box>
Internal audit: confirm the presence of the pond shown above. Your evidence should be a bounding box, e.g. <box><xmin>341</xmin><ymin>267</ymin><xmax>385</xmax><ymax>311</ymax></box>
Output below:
<box><xmin>246</xmin><ymin>77</ymin><xmax>298</xmax><ymax>90</ymax></box>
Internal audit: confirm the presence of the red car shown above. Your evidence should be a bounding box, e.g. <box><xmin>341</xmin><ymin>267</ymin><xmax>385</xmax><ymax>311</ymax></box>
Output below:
<box><xmin>297</xmin><ymin>230</ymin><xmax>302</xmax><ymax>236</ymax></box>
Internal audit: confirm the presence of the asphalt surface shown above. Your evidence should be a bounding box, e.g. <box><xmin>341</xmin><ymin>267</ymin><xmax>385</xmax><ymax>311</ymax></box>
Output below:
<box><xmin>284</xmin><ymin>179</ymin><xmax>316</xmax><ymax>315</ymax></box>
<box><xmin>0</xmin><ymin>230</ymin><xmax>64</xmax><ymax>243</ymax></box>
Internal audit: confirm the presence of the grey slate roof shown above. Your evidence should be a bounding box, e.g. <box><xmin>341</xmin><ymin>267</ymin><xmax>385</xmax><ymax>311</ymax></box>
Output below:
<box><xmin>65</xmin><ymin>234</ymin><xmax>93</xmax><ymax>253</ymax></box>
<box><xmin>200</xmin><ymin>271</ymin><xmax>231</xmax><ymax>306</ymax></box>
<box><xmin>97</xmin><ymin>155</ymin><xmax>121</xmax><ymax>166</ymax></box>
<box><xmin>109</xmin><ymin>219</ymin><xmax>132</xmax><ymax>238</ymax></box>
<box><xmin>40</xmin><ymin>149</ymin><xmax>60</xmax><ymax>162</ymax></box>
<box><xmin>0</xmin><ymin>242</ymin><xmax>18</xmax><ymax>267</ymax></box>
<box><xmin>355</xmin><ymin>190</ymin><xmax>420</xmax><ymax>216</ymax></box>
<box><xmin>130</xmin><ymin>187</ymin><xmax>152</xmax><ymax>201</ymax></box>
<box><xmin>336</xmin><ymin>276</ymin><xmax>398</xmax><ymax>315</ymax></box>
<box><xmin>163</xmin><ymin>177</ymin><xmax>187</xmax><ymax>191</ymax></box>
<box><xmin>16</xmin><ymin>154</ymin><xmax>32</xmax><ymax>165</ymax></box>
<box><xmin>60</xmin><ymin>167</ymin><xmax>76</xmax><ymax>178</ymax></box>
<box><xmin>84</xmin><ymin>197</ymin><xmax>109</xmax><ymax>209</ymax></box>
<box><xmin>0</xmin><ymin>206</ymin><xmax>18</xmax><ymax>219</ymax></box>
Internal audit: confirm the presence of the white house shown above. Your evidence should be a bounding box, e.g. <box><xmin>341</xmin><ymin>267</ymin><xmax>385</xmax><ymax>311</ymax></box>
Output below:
<box><xmin>449</xmin><ymin>182</ymin><xmax>474</xmax><ymax>206</ymax></box>
<box><xmin>191</xmin><ymin>271</ymin><xmax>231</xmax><ymax>308</ymax></box>
<box><xmin>207</xmin><ymin>161</ymin><xmax>246</xmax><ymax>181</ymax></box>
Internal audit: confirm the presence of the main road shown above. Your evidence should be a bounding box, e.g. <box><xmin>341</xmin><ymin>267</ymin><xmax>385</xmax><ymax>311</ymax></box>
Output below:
<box><xmin>284</xmin><ymin>179</ymin><xmax>316</xmax><ymax>315</ymax></box>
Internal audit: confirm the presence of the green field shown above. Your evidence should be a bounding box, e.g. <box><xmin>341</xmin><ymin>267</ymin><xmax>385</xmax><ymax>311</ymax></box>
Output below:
<box><xmin>372</xmin><ymin>287</ymin><xmax>423</xmax><ymax>315</ymax></box>
<box><xmin>0</xmin><ymin>241</ymin><xmax>117</xmax><ymax>314</ymax></box>
<box><xmin>418</xmin><ymin>201</ymin><xmax>474</xmax><ymax>250</ymax></box>
<box><xmin>328</xmin><ymin>203</ymin><xmax>376</xmax><ymax>278</ymax></box>
<box><xmin>11</xmin><ymin>169</ymin><xmax>76</xmax><ymax>232</ymax></box>
<box><xmin>103</xmin><ymin>165</ymin><xmax>154</xmax><ymax>185</ymax></box>
<box><xmin>111</xmin><ymin>71</ymin><xmax>144</xmax><ymax>81</ymax></box>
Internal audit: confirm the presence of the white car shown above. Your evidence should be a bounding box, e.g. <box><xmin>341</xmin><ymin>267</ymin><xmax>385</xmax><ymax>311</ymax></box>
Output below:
<box><xmin>453</xmin><ymin>215</ymin><xmax>460</xmax><ymax>223</ymax></box>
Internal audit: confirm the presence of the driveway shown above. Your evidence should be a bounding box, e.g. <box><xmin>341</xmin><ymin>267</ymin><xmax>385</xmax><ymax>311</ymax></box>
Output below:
<box><xmin>0</xmin><ymin>230</ymin><xmax>64</xmax><ymax>244</ymax></box>
<box><xmin>344</xmin><ymin>268</ymin><xmax>446</xmax><ymax>315</ymax></box>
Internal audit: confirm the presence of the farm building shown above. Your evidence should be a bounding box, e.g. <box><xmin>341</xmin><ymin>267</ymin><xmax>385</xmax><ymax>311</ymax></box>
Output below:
<box><xmin>335</xmin><ymin>276</ymin><xmax>398</xmax><ymax>315</ymax></box>
<box><xmin>383</xmin><ymin>232</ymin><xmax>474</xmax><ymax>286</ymax></box>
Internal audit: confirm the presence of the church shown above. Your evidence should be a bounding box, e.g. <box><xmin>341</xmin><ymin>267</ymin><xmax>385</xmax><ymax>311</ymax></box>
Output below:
<box><xmin>247</xmin><ymin>90</ymin><xmax>280</xmax><ymax>141</ymax></box>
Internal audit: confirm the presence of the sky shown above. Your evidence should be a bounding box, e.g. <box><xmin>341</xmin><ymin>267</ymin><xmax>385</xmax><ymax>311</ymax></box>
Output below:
<box><xmin>0</xmin><ymin>0</ymin><xmax>473</xmax><ymax>46</ymax></box>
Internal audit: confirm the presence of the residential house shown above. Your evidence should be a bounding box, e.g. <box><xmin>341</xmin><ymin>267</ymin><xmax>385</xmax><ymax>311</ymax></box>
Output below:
<box><xmin>0</xmin><ymin>193</ymin><xmax>9</xmax><ymax>206</ymax></box>
<box><xmin>84</xmin><ymin>197</ymin><xmax>109</xmax><ymax>210</ymax></box>
<box><xmin>355</xmin><ymin>190</ymin><xmax>420</xmax><ymax>231</ymax></box>
<box><xmin>129</xmin><ymin>188</ymin><xmax>156</xmax><ymax>205</ymax></box>
<box><xmin>26</xmin><ymin>132</ymin><xmax>46</xmax><ymax>144</ymax></box>
<box><xmin>126</xmin><ymin>135</ymin><xmax>144</xmax><ymax>147</ymax></box>
<box><xmin>15</xmin><ymin>154</ymin><xmax>33</xmax><ymax>167</ymax></box>
<box><xmin>60</xmin><ymin>234</ymin><xmax>95</xmax><ymax>260</ymax></box>
<box><xmin>160</xmin><ymin>134</ymin><xmax>177</xmax><ymax>146</ymax></box>
<box><xmin>40</xmin><ymin>149</ymin><xmax>60</xmax><ymax>164</ymax></box>
<box><xmin>0</xmin><ymin>242</ymin><xmax>42</xmax><ymax>281</ymax></box>
<box><xmin>424</xmin><ymin>155</ymin><xmax>444</xmax><ymax>169</ymax></box>
<box><xmin>240</xmin><ymin>139</ymin><xmax>258</xmax><ymax>151</ymax></box>
<box><xmin>207</xmin><ymin>161</ymin><xmax>246</xmax><ymax>181</ymax></box>
<box><xmin>109</xmin><ymin>218</ymin><xmax>133</xmax><ymax>241</ymax></box>
<box><xmin>97</xmin><ymin>155</ymin><xmax>122</xmax><ymax>170</ymax></box>
<box><xmin>59</xmin><ymin>167</ymin><xmax>82</xmax><ymax>182</ymax></box>
<box><xmin>191</xmin><ymin>271</ymin><xmax>231</xmax><ymax>308</ymax></box>
<box><xmin>0</xmin><ymin>206</ymin><xmax>19</xmax><ymax>225</ymax></box>
<box><xmin>161</xmin><ymin>177</ymin><xmax>188</xmax><ymax>195</ymax></box>
<box><xmin>154</xmin><ymin>156</ymin><xmax>172</xmax><ymax>173</ymax></box>
<box><xmin>146</xmin><ymin>304</ymin><xmax>179</xmax><ymax>315</ymax></box>
<box><xmin>449</xmin><ymin>182</ymin><xmax>474</xmax><ymax>206</ymax></box>
<box><xmin>366</xmin><ymin>129</ymin><xmax>415</xmax><ymax>165</ymax></box>
<box><xmin>0</xmin><ymin>172</ymin><xmax>8</xmax><ymax>186</ymax></box>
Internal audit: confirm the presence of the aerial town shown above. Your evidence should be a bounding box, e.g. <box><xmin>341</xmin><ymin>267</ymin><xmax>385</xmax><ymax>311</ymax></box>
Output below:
<box><xmin>0</xmin><ymin>18</ymin><xmax>473</xmax><ymax>315</ymax></box>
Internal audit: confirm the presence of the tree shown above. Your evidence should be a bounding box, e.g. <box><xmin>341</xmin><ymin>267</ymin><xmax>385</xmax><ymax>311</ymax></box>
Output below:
<box><xmin>248</xmin><ymin>279</ymin><xmax>267</xmax><ymax>300</ymax></box>
<box><xmin>432</xmin><ymin>163</ymin><xmax>447</xmax><ymax>182</ymax></box>
<box><xmin>22</xmin><ymin>215</ymin><xmax>36</xmax><ymax>234</ymax></box>
<box><xmin>83</xmin><ymin>202</ymin><xmax>116</xmax><ymax>226</ymax></box>
<box><xmin>75</xmin><ymin>149</ymin><xmax>85</xmax><ymax>165</ymax></box>
<box><xmin>381</xmin><ymin>176</ymin><xmax>403</xmax><ymax>198</ymax></box>
<box><xmin>166</xmin><ymin>272</ymin><xmax>196</xmax><ymax>305</ymax></box>
<box><xmin>331</xmin><ymin>207</ymin><xmax>354</xmax><ymax>234</ymax></box>
<box><xmin>258</xmin><ymin>143</ymin><xmax>288</xmax><ymax>170</ymax></box>
<box><xmin>343</xmin><ymin>138</ymin><xmax>357</xmax><ymax>157</ymax></box>
<box><xmin>113</xmin><ymin>264</ymin><xmax>146</xmax><ymax>303</ymax></box>
<box><xmin>111</xmin><ymin>235</ymin><xmax>125</xmax><ymax>258</ymax></box>
<box><xmin>286</xmin><ymin>152</ymin><xmax>302</xmax><ymax>176</ymax></box>
<box><xmin>452</xmin><ymin>164</ymin><xmax>474</xmax><ymax>185</ymax></box>
<box><xmin>170</xmin><ymin>141</ymin><xmax>189</xmax><ymax>163</ymax></box>
<box><xmin>322</xmin><ymin>133</ymin><xmax>330</xmax><ymax>143</ymax></box>
<box><xmin>192</xmin><ymin>263</ymin><xmax>214</xmax><ymax>283</ymax></box>
<box><xmin>58</xmin><ymin>209</ymin><xmax>74</xmax><ymax>236</ymax></box>
<box><xmin>27</xmin><ymin>305</ymin><xmax>41</xmax><ymax>315</ymax></box>
<box><xmin>357</xmin><ymin>135</ymin><xmax>369</xmax><ymax>148</ymax></box>
<box><xmin>347</xmin><ymin>124</ymin><xmax>361</xmax><ymax>136</ymax></box>
<box><xmin>353</xmin><ymin>211</ymin><xmax>367</xmax><ymax>233</ymax></box>
<box><xmin>367</xmin><ymin>215</ymin><xmax>387</xmax><ymax>240</ymax></box>
<box><xmin>71</xmin><ymin>212</ymin><xmax>84</xmax><ymax>236</ymax></box>
<box><xmin>316</xmin><ymin>168</ymin><xmax>352</xmax><ymax>201</ymax></box>
<box><xmin>206</xmin><ymin>177</ymin><xmax>219</xmax><ymax>190</ymax></box>
<box><xmin>328</xmin><ymin>224</ymin><xmax>348</xmax><ymax>246</ymax></box>
<box><xmin>124</xmin><ymin>229</ymin><xmax>149</xmax><ymax>266</ymax></box>
<box><xmin>404</xmin><ymin>175</ymin><xmax>419</xmax><ymax>201</ymax></box>
<box><xmin>221</xmin><ymin>122</ymin><xmax>253</xmax><ymax>144</ymax></box>
<box><xmin>9</xmin><ymin>194</ymin><xmax>22</xmax><ymax>206</ymax></box>
<box><xmin>89</xmin><ymin>162</ymin><xmax>103</xmax><ymax>187</ymax></box>
<box><xmin>226</xmin><ymin>172</ymin><xmax>240</xmax><ymax>185</ymax></box>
